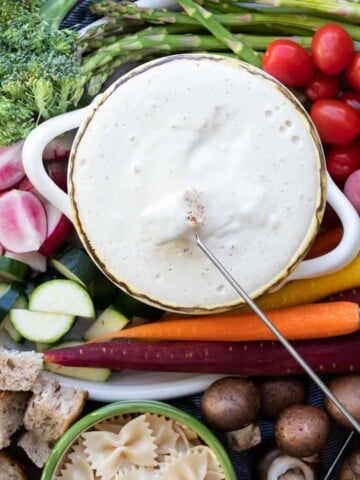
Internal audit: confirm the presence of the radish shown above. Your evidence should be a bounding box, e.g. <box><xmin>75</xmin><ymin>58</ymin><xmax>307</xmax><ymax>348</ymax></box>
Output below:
<box><xmin>5</xmin><ymin>250</ymin><xmax>47</xmax><ymax>272</ymax></box>
<box><xmin>0</xmin><ymin>190</ymin><xmax>47</xmax><ymax>253</ymax></box>
<box><xmin>43</xmin><ymin>333</ymin><xmax>360</xmax><ymax>376</ymax></box>
<box><xmin>43</xmin><ymin>131</ymin><xmax>75</xmax><ymax>161</ymax></box>
<box><xmin>45</xmin><ymin>160</ymin><xmax>68</xmax><ymax>192</ymax></box>
<box><xmin>39</xmin><ymin>202</ymin><xmax>73</xmax><ymax>257</ymax></box>
<box><xmin>0</xmin><ymin>141</ymin><xmax>25</xmax><ymax>191</ymax></box>
<box><xmin>344</xmin><ymin>169</ymin><xmax>360</xmax><ymax>215</ymax></box>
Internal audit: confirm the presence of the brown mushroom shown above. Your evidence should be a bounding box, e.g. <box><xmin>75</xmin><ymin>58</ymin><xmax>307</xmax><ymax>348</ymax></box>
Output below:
<box><xmin>338</xmin><ymin>448</ymin><xmax>360</xmax><ymax>480</ymax></box>
<box><xmin>274</xmin><ymin>404</ymin><xmax>331</xmax><ymax>458</ymax></box>
<box><xmin>324</xmin><ymin>374</ymin><xmax>360</xmax><ymax>429</ymax></box>
<box><xmin>201</xmin><ymin>377</ymin><xmax>261</xmax><ymax>431</ymax></box>
<box><xmin>257</xmin><ymin>376</ymin><xmax>307</xmax><ymax>419</ymax></box>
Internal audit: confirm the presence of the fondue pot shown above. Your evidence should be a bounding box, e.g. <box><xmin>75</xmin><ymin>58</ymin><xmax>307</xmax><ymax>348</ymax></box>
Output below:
<box><xmin>23</xmin><ymin>54</ymin><xmax>360</xmax><ymax>314</ymax></box>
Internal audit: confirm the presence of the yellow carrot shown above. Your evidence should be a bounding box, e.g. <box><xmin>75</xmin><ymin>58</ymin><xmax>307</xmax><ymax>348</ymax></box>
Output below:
<box><xmin>89</xmin><ymin>302</ymin><xmax>359</xmax><ymax>343</ymax></box>
<box><xmin>239</xmin><ymin>253</ymin><xmax>360</xmax><ymax>312</ymax></box>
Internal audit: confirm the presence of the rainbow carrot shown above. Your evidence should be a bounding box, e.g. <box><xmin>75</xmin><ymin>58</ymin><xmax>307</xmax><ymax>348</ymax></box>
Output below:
<box><xmin>88</xmin><ymin>301</ymin><xmax>359</xmax><ymax>343</ymax></box>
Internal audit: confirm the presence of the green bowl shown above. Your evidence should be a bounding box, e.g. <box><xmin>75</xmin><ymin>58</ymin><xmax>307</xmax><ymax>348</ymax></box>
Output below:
<box><xmin>41</xmin><ymin>400</ymin><xmax>237</xmax><ymax>479</ymax></box>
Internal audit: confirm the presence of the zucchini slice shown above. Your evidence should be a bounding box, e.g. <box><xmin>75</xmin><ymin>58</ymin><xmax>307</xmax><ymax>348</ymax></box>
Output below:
<box><xmin>84</xmin><ymin>305</ymin><xmax>129</xmax><ymax>341</ymax></box>
<box><xmin>88</xmin><ymin>272</ymin><xmax>118</xmax><ymax>310</ymax></box>
<box><xmin>0</xmin><ymin>281</ymin><xmax>23</xmax><ymax>321</ymax></box>
<box><xmin>2</xmin><ymin>294</ymin><xmax>28</xmax><ymax>343</ymax></box>
<box><xmin>114</xmin><ymin>290</ymin><xmax>164</xmax><ymax>320</ymax></box>
<box><xmin>50</xmin><ymin>246</ymin><xmax>98</xmax><ymax>288</ymax></box>
<box><xmin>10</xmin><ymin>309</ymin><xmax>75</xmax><ymax>343</ymax></box>
<box><xmin>0</xmin><ymin>256</ymin><xmax>30</xmax><ymax>283</ymax></box>
<box><xmin>29</xmin><ymin>279</ymin><xmax>95</xmax><ymax>318</ymax></box>
<box><xmin>44</xmin><ymin>341</ymin><xmax>111</xmax><ymax>382</ymax></box>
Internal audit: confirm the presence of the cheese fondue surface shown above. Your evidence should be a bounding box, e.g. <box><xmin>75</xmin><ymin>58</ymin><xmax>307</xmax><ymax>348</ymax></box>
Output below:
<box><xmin>71</xmin><ymin>55</ymin><xmax>324</xmax><ymax>311</ymax></box>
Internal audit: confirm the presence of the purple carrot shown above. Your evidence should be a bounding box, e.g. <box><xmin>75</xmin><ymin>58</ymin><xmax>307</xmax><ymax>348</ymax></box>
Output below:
<box><xmin>44</xmin><ymin>333</ymin><xmax>360</xmax><ymax>376</ymax></box>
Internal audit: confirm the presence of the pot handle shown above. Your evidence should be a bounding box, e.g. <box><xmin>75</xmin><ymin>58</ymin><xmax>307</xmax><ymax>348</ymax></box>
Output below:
<box><xmin>290</xmin><ymin>172</ymin><xmax>360</xmax><ymax>280</ymax></box>
<box><xmin>22</xmin><ymin>105</ymin><xmax>92</xmax><ymax>221</ymax></box>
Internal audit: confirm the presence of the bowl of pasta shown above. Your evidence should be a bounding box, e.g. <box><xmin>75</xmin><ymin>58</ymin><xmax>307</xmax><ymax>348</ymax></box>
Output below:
<box><xmin>41</xmin><ymin>400</ymin><xmax>237</xmax><ymax>480</ymax></box>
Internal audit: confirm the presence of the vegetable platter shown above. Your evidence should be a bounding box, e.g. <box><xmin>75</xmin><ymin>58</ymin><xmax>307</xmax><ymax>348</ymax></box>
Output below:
<box><xmin>2</xmin><ymin>0</ymin><xmax>360</xmax><ymax>479</ymax></box>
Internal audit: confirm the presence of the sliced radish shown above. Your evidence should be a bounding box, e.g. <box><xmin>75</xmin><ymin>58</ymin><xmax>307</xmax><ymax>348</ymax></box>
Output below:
<box><xmin>0</xmin><ymin>243</ymin><xmax>3</xmax><ymax>256</ymax></box>
<box><xmin>5</xmin><ymin>250</ymin><xmax>47</xmax><ymax>272</ymax></box>
<box><xmin>16</xmin><ymin>175</ymin><xmax>47</xmax><ymax>203</ymax></box>
<box><xmin>0</xmin><ymin>141</ymin><xmax>25</xmax><ymax>191</ymax></box>
<box><xmin>45</xmin><ymin>160</ymin><xmax>68</xmax><ymax>192</ymax></box>
<box><xmin>43</xmin><ymin>131</ymin><xmax>75</xmax><ymax>161</ymax></box>
<box><xmin>39</xmin><ymin>202</ymin><xmax>73</xmax><ymax>257</ymax></box>
<box><xmin>0</xmin><ymin>190</ymin><xmax>47</xmax><ymax>253</ymax></box>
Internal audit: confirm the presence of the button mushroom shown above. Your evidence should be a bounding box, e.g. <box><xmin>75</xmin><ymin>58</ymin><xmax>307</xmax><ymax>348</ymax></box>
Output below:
<box><xmin>257</xmin><ymin>448</ymin><xmax>316</xmax><ymax>480</ymax></box>
<box><xmin>324</xmin><ymin>374</ymin><xmax>360</xmax><ymax>429</ymax></box>
<box><xmin>201</xmin><ymin>377</ymin><xmax>262</xmax><ymax>452</ymax></box>
<box><xmin>274</xmin><ymin>404</ymin><xmax>331</xmax><ymax>458</ymax></box>
<box><xmin>257</xmin><ymin>376</ymin><xmax>307</xmax><ymax>419</ymax></box>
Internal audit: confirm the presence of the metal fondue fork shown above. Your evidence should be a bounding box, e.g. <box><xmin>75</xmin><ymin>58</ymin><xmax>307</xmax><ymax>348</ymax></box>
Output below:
<box><xmin>195</xmin><ymin>232</ymin><xmax>360</xmax><ymax>435</ymax></box>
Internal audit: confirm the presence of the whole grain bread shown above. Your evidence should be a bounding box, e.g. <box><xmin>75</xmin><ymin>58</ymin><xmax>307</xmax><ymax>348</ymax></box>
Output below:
<box><xmin>24</xmin><ymin>378</ymin><xmax>87</xmax><ymax>442</ymax></box>
<box><xmin>18</xmin><ymin>430</ymin><xmax>53</xmax><ymax>468</ymax></box>
<box><xmin>0</xmin><ymin>451</ymin><xmax>26</xmax><ymax>480</ymax></box>
<box><xmin>0</xmin><ymin>348</ymin><xmax>42</xmax><ymax>391</ymax></box>
<box><xmin>0</xmin><ymin>391</ymin><xmax>30</xmax><ymax>449</ymax></box>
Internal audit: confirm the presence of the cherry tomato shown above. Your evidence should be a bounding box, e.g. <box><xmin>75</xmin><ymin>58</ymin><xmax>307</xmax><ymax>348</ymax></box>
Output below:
<box><xmin>311</xmin><ymin>24</ymin><xmax>354</xmax><ymax>75</ymax></box>
<box><xmin>305</xmin><ymin>71</ymin><xmax>341</xmax><ymax>101</ymax></box>
<box><xmin>346</xmin><ymin>53</ymin><xmax>360</xmax><ymax>92</ymax></box>
<box><xmin>310</xmin><ymin>99</ymin><xmax>360</xmax><ymax>146</ymax></box>
<box><xmin>341</xmin><ymin>90</ymin><xmax>360</xmax><ymax>116</ymax></box>
<box><xmin>326</xmin><ymin>140</ymin><xmax>360</xmax><ymax>182</ymax></box>
<box><xmin>262</xmin><ymin>39</ymin><xmax>315</xmax><ymax>87</ymax></box>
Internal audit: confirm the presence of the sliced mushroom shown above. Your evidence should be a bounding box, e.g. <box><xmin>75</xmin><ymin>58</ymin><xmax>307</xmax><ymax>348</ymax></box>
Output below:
<box><xmin>257</xmin><ymin>449</ymin><xmax>315</xmax><ymax>480</ymax></box>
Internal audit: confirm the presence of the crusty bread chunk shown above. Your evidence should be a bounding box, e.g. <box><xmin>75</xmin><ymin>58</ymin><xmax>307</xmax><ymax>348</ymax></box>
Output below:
<box><xmin>18</xmin><ymin>430</ymin><xmax>53</xmax><ymax>468</ymax></box>
<box><xmin>0</xmin><ymin>391</ymin><xmax>30</xmax><ymax>449</ymax></box>
<box><xmin>0</xmin><ymin>451</ymin><xmax>26</xmax><ymax>480</ymax></box>
<box><xmin>24</xmin><ymin>378</ymin><xmax>87</xmax><ymax>442</ymax></box>
<box><xmin>0</xmin><ymin>348</ymin><xmax>42</xmax><ymax>391</ymax></box>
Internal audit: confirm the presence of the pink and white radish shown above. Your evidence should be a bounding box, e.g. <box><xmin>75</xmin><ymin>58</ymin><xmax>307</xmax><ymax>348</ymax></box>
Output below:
<box><xmin>5</xmin><ymin>250</ymin><xmax>47</xmax><ymax>272</ymax></box>
<box><xmin>0</xmin><ymin>190</ymin><xmax>47</xmax><ymax>253</ymax></box>
<box><xmin>0</xmin><ymin>141</ymin><xmax>25</xmax><ymax>191</ymax></box>
<box><xmin>39</xmin><ymin>202</ymin><xmax>73</xmax><ymax>257</ymax></box>
<box><xmin>43</xmin><ymin>131</ymin><xmax>75</xmax><ymax>161</ymax></box>
<box><xmin>45</xmin><ymin>160</ymin><xmax>68</xmax><ymax>192</ymax></box>
<box><xmin>344</xmin><ymin>169</ymin><xmax>360</xmax><ymax>215</ymax></box>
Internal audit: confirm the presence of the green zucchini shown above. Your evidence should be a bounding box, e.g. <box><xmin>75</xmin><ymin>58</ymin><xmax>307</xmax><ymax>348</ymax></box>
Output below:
<box><xmin>2</xmin><ymin>294</ymin><xmax>28</xmax><ymax>343</ymax></box>
<box><xmin>88</xmin><ymin>271</ymin><xmax>118</xmax><ymax>309</ymax></box>
<box><xmin>10</xmin><ymin>309</ymin><xmax>75</xmax><ymax>343</ymax></box>
<box><xmin>44</xmin><ymin>341</ymin><xmax>111</xmax><ymax>382</ymax></box>
<box><xmin>84</xmin><ymin>305</ymin><xmax>130</xmax><ymax>341</ymax></box>
<box><xmin>50</xmin><ymin>246</ymin><xmax>98</xmax><ymax>288</ymax></box>
<box><xmin>29</xmin><ymin>279</ymin><xmax>95</xmax><ymax>318</ymax></box>
<box><xmin>114</xmin><ymin>290</ymin><xmax>164</xmax><ymax>320</ymax></box>
<box><xmin>0</xmin><ymin>256</ymin><xmax>30</xmax><ymax>283</ymax></box>
<box><xmin>0</xmin><ymin>281</ymin><xmax>23</xmax><ymax>322</ymax></box>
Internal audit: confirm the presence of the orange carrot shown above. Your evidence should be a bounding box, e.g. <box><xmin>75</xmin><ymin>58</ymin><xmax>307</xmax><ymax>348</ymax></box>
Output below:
<box><xmin>305</xmin><ymin>226</ymin><xmax>343</xmax><ymax>259</ymax></box>
<box><xmin>89</xmin><ymin>301</ymin><xmax>359</xmax><ymax>343</ymax></box>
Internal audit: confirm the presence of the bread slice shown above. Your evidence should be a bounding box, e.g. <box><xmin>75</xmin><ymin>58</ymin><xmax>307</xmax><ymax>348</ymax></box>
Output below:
<box><xmin>24</xmin><ymin>378</ymin><xmax>87</xmax><ymax>442</ymax></box>
<box><xmin>0</xmin><ymin>347</ymin><xmax>43</xmax><ymax>391</ymax></box>
<box><xmin>18</xmin><ymin>430</ymin><xmax>53</xmax><ymax>468</ymax></box>
<box><xmin>0</xmin><ymin>391</ymin><xmax>30</xmax><ymax>449</ymax></box>
<box><xmin>0</xmin><ymin>451</ymin><xmax>26</xmax><ymax>480</ymax></box>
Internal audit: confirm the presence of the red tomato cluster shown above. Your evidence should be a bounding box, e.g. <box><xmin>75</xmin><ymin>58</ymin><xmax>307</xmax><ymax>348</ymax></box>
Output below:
<box><xmin>262</xmin><ymin>24</ymin><xmax>360</xmax><ymax>190</ymax></box>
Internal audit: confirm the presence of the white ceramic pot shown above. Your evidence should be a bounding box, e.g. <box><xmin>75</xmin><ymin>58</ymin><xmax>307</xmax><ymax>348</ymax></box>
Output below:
<box><xmin>23</xmin><ymin>54</ymin><xmax>360</xmax><ymax>314</ymax></box>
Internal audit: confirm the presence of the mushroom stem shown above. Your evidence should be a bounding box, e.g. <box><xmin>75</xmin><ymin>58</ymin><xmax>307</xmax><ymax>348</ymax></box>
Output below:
<box><xmin>226</xmin><ymin>423</ymin><xmax>261</xmax><ymax>452</ymax></box>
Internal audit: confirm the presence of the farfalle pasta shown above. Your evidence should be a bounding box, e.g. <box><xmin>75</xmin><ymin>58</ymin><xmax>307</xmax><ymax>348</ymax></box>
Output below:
<box><xmin>53</xmin><ymin>412</ymin><xmax>226</xmax><ymax>480</ymax></box>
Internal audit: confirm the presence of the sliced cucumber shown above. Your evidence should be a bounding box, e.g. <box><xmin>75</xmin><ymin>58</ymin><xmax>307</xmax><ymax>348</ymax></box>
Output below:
<box><xmin>0</xmin><ymin>256</ymin><xmax>30</xmax><ymax>283</ymax></box>
<box><xmin>2</xmin><ymin>294</ymin><xmax>28</xmax><ymax>343</ymax></box>
<box><xmin>114</xmin><ymin>290</ymin><xmax>164</xmax><ymax>320</ymax></box>
<box><xmin>10</xmin><ymin>309</ymin><xmax>75</xmax><ymax>343</ymax></box>
<box><xmin>50</xmin><ymin>246</ymin><xmax>98</xmax><ymax>288</ymax></box>
<box><xmin>29</xmin><ymin>279</ymin><xmax>95</xmax><ymax>318</ymax></box>
<box><xmin>44</xmin><ymin>341</ymin><xmax>111</xmax><ymax>382</ymax></box>
<box><xmin>84</xmin><ymin>305</ymin><xmax>129</xmax><ymax>341</ymax></box>
<box><xmin>0</xmin><ymin>281</ymin><xmax>23</xmax><ymax>321</ymax></box>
